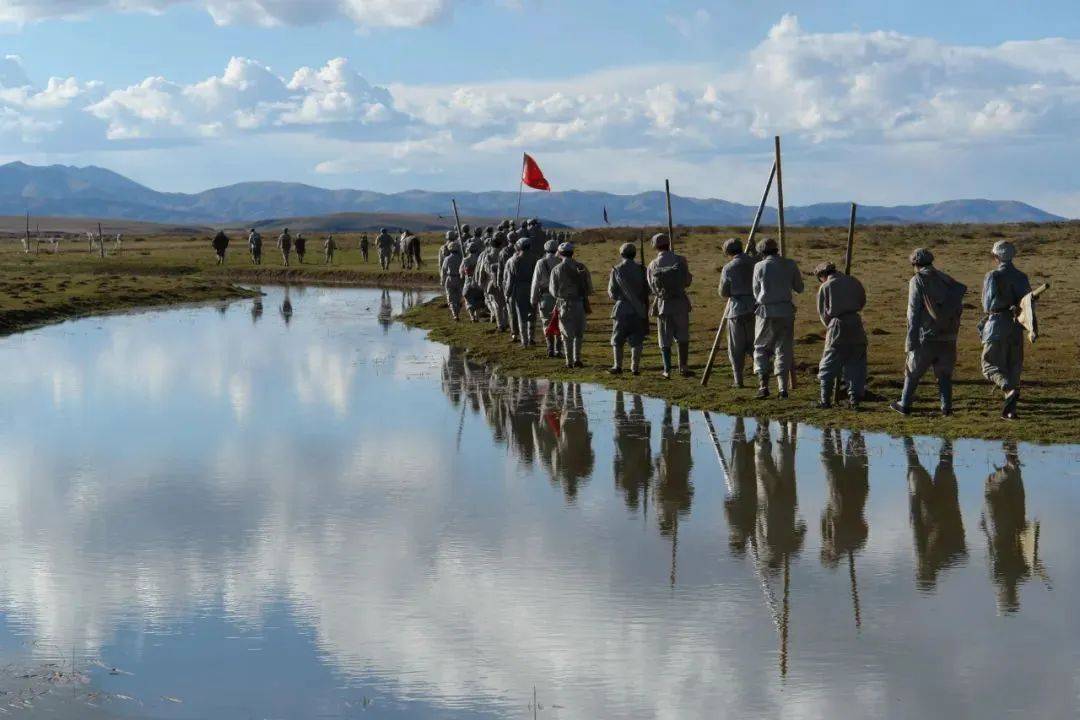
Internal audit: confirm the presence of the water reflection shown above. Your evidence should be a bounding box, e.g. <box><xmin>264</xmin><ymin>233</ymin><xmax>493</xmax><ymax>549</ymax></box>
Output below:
<box><xmin>906</xmin><ymin>436</ymin><xmax>967</xmax><ymax>591</ymax></box>
<box><xmin>0</xmin><ymin>287</ymin><xmax>1071</xmax><ymax>719</ymax></box>
<box><xmin>982</xmin><ymin>442</ymin><xmax>1050</xmax><ymax>613</ymax></box>
<box><xmin>613</xmin><ymin>392</ymin><xmax>653</xmax><ymax>512</ymax></box>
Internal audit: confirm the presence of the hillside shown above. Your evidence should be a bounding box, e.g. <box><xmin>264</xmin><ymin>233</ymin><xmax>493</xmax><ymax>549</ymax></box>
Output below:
<box><xmin>0</xmin><ymin>162</ymin><xmax>1066</xmax><ymax>228</ymax></box>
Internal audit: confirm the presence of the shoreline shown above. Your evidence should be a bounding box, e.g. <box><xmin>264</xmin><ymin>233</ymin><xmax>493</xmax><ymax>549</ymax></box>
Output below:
<box><xmin>401</xmin><ymin>297</ymin><xmax>1079</xmax><ymax>446</ymax></box>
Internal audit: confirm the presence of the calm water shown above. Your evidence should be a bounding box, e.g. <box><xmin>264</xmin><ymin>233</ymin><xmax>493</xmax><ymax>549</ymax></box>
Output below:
<box><xmin>0</xmin><ymin>286</ymin><xmax>1077</xmax><ymax>719</ymax></box>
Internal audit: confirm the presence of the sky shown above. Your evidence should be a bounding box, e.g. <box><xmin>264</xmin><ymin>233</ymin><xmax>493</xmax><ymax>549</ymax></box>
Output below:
<box><xmin>2</xmin><ymin>0</ymin><xmax>1080</xmax><ymax>215</ymax></box>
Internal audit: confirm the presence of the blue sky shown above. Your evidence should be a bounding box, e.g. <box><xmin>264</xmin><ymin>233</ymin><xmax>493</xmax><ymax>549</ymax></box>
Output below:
<box><xmin>2</xmin><ymin>1</ymin><xmax>1080</xmax><ymax>215</ymax></box>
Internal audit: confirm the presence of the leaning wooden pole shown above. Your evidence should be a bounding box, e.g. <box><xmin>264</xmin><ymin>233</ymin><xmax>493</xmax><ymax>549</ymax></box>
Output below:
<box><xmin>774</xmin><ymin>136</ymin><xmax>786</xmax><ymax>257</ymax></box>
<box><xmin>702</xmin><ymin>162</ymin><xmax>777</xmax><ymax>387</ymax></box>
<box><xmin>451</xmin><ymin>199</ymin><xmax>464</xmax><ymax>242</ymax></box>
<box><xmin>843</xmin><ymin>203</ymin><xmax>857</xmax><ymax>276</ymax></box>
<box><xmin>665</xmin><ymin>179</ymin><xmax>675</xmax><ymax>252</ymax></box>
<box><xmin>773</xmin><ymin>136</ymin><xmax>796</xmax><ymax>390</ymax></box>
<box><xmin>24</xmin><ymin>211</ymin><xmax>30</xmax><ymax>254</ymax></box>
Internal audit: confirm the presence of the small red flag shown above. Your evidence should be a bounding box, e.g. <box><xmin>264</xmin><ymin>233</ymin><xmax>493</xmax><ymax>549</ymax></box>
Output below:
<box><xmin>522</xmin><ymin>153</ymin><xmax>550</xmax><ymax>191</ymax></box>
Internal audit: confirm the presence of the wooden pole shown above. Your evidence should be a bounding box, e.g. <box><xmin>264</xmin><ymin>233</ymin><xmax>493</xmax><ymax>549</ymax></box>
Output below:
<box><xmin>514</xmin><ymin>154</ymin><xmax>525</xmax><ymax>223</ymax></box>
<box><xmin>97</xmin><ymin>222</ymin><xmax>104</xmax><ymax>258</ymax></box>
<box><xmin>702</xmin><ymin>161</ymin><xmax>777</xmax><ymax>386</ymax></box>
<box><xmin>843</xmin><ymin>203</ymin><xmax>857</xmax><ymax>276</ymax></box>
<box><xmin>451</xmin><ymin>199</ymin><xmax>463</xmax><ymax>242</ymax></box>
<box><xmin>774</xmin><ymin>136</ymin><xmax>786</xmax><ymax>257</ymax></box>
<box><xmin>747</xmin><ymin>162</ymin><xmax>777</xmax><ymax>255</ymax></box>
<box><xmin>24</xmin><ymin>212</ymin><xmax>30</xmax><ymax>253</ymax></box>
<box><xmin>665</xmin><ymin>179</ymin><xmax>675</xmax><ymax>252</ymax></box>
<box><xmin>773</xmin><ymin>136</ymin><xmax>796</xmax><ymax>390</ymax></box>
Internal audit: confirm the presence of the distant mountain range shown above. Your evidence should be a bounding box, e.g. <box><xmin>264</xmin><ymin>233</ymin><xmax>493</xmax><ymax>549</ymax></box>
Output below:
<box><xmin>0</xmin><ymin>162</ymin><xmax>1067</xmax><ymax>228</ymax></box>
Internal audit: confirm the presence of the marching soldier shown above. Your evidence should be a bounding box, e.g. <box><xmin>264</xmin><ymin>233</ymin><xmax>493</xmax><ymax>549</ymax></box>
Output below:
<box><xmin>752</xmin><ymin>237</ymin><xmax>803</xmax><ymax>398</ymax></box>
<box><xmin>441</xmin><ymin>240</ymin><xmax>463</xmax><ymax>321</ymax></box>
<box><xmin>719</xmin><ymin>238</ymin><xmax>755</xmax><ymax>387</ymax></box>
<box><xmin>531</xmin><ymin>239</ymin><xmax>563</xmax><ymax>358</ymax></box>
<box><xmin>504</xmin><ymin>238</ymin><xmax>537</xmax><ymax>346</ymax></box>
<box><xmin>980</xmin><ymin>241</ymin><xmax>1031</xmax><ymax>419</ymax></box>
<box><xmin>277</xmin><ymin>227</ymin><xmax>292</xmax><ymax>266</ymax></box>
<box><xmin>376</xmin><ymin>227</ymin><xmax>394</xmax><ymax>270</ymax></box>
<box><xmin>248</xmin><ymin>228</ymin><xmax>262</xmax><ymax>265</ymax></box>
<box><xmin>549</xmin><ymin>242</ymin><xmax>593</xmax><ymax>368</ymax></box>
<box><xmin>890</xmin><ymin>248</ymin><xmax>966</xmax><ymax>416</ymax></box>
<box><xmin>212</xmin><ymin>229</ymin><xmax>229</xmax><ymax>265</ymax></box>
<box><xmin>813</xmin><ymin>262</ymin><xmax>868</xmax><ymax>409</ymax></box>
<box><xmin>323</xmin><ymin>234</ymin><xmax>336</xmax><ymax>264</ymax></box>
<box><xmin>294</xmin><ymin>233</ymin><xmax>307</xmax><ymax>263</ymax></box>
<box><xmin>477</xmin><ymin>231</ymin><xmax>509</xmax><ymax>331</ymax></box>
<box><xmin>607</xmin><ymin>242</ymin><xmax>648</xmax><ymax>375</ymax></box>
<box><xmin>646</xmin><ymin>233</ymin><xmax>694</xmax><ymax>379</ymax></box>
<box><xmin>359</xmin><ymin>232</ymin><xmax>370</xmax><ymax>262</ymax></box>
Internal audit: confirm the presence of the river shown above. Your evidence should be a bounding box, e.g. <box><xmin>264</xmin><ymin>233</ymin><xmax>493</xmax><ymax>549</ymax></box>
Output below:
<box><xmin>0</xmin><ymin>286</ymin><xmax>1076</xmax><ymax>718</ymax></box>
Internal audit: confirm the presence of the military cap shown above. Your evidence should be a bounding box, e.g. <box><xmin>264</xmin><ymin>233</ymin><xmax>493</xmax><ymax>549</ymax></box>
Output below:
<box><xmin>757</xmin><ymin>237</ymin><xmax>779</xmax><ymax>254</ymax></box>
<box><xmin>992</xmin><ymin>240</ymin><xmax>1016</xmax><ymax>263</ymax></box>
<box><xmin>723</xmin><ymin>237</ymin><xmax>743</xmax><ymax>255</ymax></box>
<box><xmin>910</xmin><ymin>247</ymin><xmax>934</xmax><ymax>266</ymax></box>
<box><xmin>620</xmin><ymin>242</ymin><xmax>637</xmax><ymax>259</ymax></box>
<box><xmin>515</xmin><ymin>238</ymin><xmax>530</xmax><ymax>251</ymax></box>
<box><xmin>813</xmin><ymin>261</ymin><xmax>837</xmax><ymax>277</ymax></box>
<box><xmin>651</xmin><ymin>232</ymin><xmax>670</xmax><ymax>249</ymax></box>
<box><xmin>492</xmin><ymin>231</ymin><xmax>506</xmax><ymax>246</ymax></box>
<box><xmin>558</xmin><ymin>241</ymin><xmax>574</xmax><ymax>255</ymax></box>
<box><xmin>544</xmin><ymin>239</ymin><xmax>558</xmax><ymax>253</ymax></box>
<box><xmin>379</xmin><ymin>227</ymin><xmax>386</xmax><ymax>234</ymax></box>
<box><xmin>445</xmin><ymin>229</ymin><xmax>458</xmax><ymax>241</ymax></box>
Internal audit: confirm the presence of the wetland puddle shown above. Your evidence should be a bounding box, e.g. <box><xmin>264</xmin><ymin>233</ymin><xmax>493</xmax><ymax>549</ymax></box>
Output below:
<box><xmin>0</xmin><ymin>286</ymin><xmax>1076</xmax><ymax>718</ymax></box>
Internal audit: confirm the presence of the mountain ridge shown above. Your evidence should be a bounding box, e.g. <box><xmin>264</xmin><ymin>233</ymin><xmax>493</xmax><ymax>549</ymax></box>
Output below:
<box><xmin>0</xmin><ymin>162</ymin><xmax>1067</xmax><ymax>228</ymax></box>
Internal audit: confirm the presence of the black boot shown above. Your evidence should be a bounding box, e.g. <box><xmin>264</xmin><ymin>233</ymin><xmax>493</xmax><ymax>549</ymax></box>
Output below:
<box><xmin>660</xmin><ymin>347</ymin><xmax>673</xmax><ymax>379</ymax></box>
<box><xmin>756</xmin><ymin>374</ymin><xmax>770</xmax><ymax>399</ymax></box>
<box><xmin>678</xmin><ymin>342</ymin><xmax>694</xmax><ymax>378</ymax></box>
<box><xmin>546</xmin><ymin>336</ymin><xmax>556</xmax><ymax>358</ymax></box>
<box><xmin>811</xmin><ymin>383</ymin><xmax>832</xmax><ymax>409</ymax></box>
<box><xmin>939</xmin><ymin>375</ymin><xmax>953</xmax><ymax>417</ymax></box>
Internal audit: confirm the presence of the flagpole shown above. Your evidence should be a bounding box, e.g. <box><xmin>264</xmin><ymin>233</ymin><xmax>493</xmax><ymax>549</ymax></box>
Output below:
<box><xmin>515</xmin><ymin>153</ymin><xmax>525</xmax><ymax>223</ymax></box>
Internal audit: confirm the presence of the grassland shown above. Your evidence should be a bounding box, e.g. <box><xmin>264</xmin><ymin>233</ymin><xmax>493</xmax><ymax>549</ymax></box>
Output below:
<box><xmin>402</xmin><ymin>222</ymin><xmax>1080</xmax><ymax>444</ymax></box>
<box><xmin>3</xmin><ymin>224</ymin><xmax>1078</xmax><ymax>443</ymax></box>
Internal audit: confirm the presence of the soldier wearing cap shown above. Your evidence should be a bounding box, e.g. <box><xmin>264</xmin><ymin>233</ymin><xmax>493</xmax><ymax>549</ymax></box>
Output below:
<box><xmin>478</xmin><ymin>231</ymin><xmax>509</xmax><ymax>331</ymax></box>
<box><xmin>813</xmin><ymin>261</ymin><xmax>868</xmax><ymax>409</ymax></box>
<box><xmin>890</xmin><ymin>248</ymin><xmax>966</xmax><ymax>416</ymax></box>
<box><xmin>719</xmin><ymin>237</ymin><xmax>756</xmax><ymax>387</ymax></box>
<box><xmin>608</xmin><ymin>242</ymin><xmax>649</xmax><ymax>375</ymax></box>
<box><xmin>376</xmin><ymin>227</ymin><xmax>394</xmax><ymax>270</ymax></box>
<box><xmin>504</xmin><ymin>237</ymin><xmax>538</xmax><ymax>346</ymax></box>
<box><xmin>500</xmin><ymin>229</ymin><xmax>522</xmax><ymax>340</ymax></box>
<box><xmin>531</xmin><ymin>238</ymin><xmax>564</xmax><ymax>357</ymax></box>
<box><xmin>441</xmin><ymin>240</ymin><xmax>464</xmax><ymax>321</ymax></box>
<box><xmin>549</xmin><ymin>241</ymin><xmax>593</xmax><ymax>368</ymax></box>
<box><xmin>980</xmin><ymin>240</ymin><xmax>1031</xmax><ymax>419</ymax></box>
<box><xmin>438</xmin><ymin>230</ymin><xmax>458</xmax><ymax>285</ymax></box>
<box><xmin>646</xmin><ymin>233</ymin><xmax>694</xmax><ymax>379</ymax></box>
<box><xmin>751</xmin><ymin>237</ymin><xmax>803</xmax><ymax>398</ymax></box>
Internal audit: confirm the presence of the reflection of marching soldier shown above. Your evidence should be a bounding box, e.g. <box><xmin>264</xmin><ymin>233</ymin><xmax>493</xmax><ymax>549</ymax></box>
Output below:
<box><xmin>905</xmin><ymin>437</ymin><xmax>967</xmax><ymax>591</ymax></box>
<box><xmin>552</xmin><ymin>382</ymin><xmax>594</xmax><ymax>502</ymax></box>
<box><xmin>720</xmin><ymin>417</ymin><xmax>758</xmax><ymax>556</ymax></box>
<box><xmin>613</xmin><ymin>392</ymin><xmax>653</xmax><ymax>512</ymax></box>
<box><xmin>819</xmin><ymin>429</ymin><xmax>869</xmax><ymax>566</ymax></box>
<box><xmin>754</xmin><ymin>420</ymin><xmax>805</xmax><ymax>571</ymax></box>
<box><xmin>280</xmin><ymin>286</ymin><xmax>294</xmax><ymax>325</ymax></box>
<box><xmin>655</xmin><ymin>404</ymin><xmax>694</xmax><ymax>588</ymax></box>
<box><xmin>981</xmin><ymin>442</ymin><xmax>1048</xmax><ymax>613</ymax></box>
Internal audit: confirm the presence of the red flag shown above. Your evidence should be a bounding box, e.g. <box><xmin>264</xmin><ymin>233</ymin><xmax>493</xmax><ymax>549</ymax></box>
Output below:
<box><xmin>522</xmin><ymin>153</ymin><xmax>550</xmax><ymax>191</ymax></box>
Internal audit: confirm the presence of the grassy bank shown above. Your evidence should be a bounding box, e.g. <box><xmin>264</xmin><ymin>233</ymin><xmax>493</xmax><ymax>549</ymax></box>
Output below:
<box><xmin>402</xmin><ymin>222</ymin><xmax>1080</xmax><ymax>444</ymax></box>
<box><xmin>0</xmin><ymin>233</ymin><xmax>441</xmax><ymax>334</ymax></box>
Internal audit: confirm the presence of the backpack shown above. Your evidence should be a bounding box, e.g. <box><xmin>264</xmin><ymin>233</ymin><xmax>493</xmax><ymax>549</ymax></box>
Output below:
<box><xmin>920</xmin><ymin>269</ymin><xmax>967</xmax><ymax>337</ymax></box>
<box><xmin>652</xmin><ymin>261</ymin><xmax>685</xmax><ymax>300</ymax></box>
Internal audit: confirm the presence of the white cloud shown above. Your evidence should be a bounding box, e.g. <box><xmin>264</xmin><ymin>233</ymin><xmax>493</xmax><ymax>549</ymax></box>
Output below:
<box><xmin>0</xmin><ymin>0</ymin><xmax>451</xmax><ymax>28</ymax></box>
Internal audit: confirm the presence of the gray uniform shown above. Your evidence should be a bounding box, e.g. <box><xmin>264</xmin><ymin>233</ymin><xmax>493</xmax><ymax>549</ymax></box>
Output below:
<box><xmin>817</xmin><ymin>272</ymin><xmax>868</xmax><ymax>402</ymax></box>
<box><xmin>719</xmin><ymin>252</ymin><xmax>756</xmax><ymax>383</ymax></box>
<box><xmin>531</xmin><ymin>253</ymin><xmax>561</xmax><ymax>322</ymax></box>
<box><xmin>505</xmin><ymin>251</ymin><xmax>539</xmax><ymax>343</ymax></box>
<box><xmin>550</xmin><ymin>257</ymin><xmax>593</xmax><ymax>365</ymax></box>
<box><xmin>980</xmin><ymin>262</ymin><xmax>1030</xmax><ymax>392</ymax></box>
<box><xmin>248</xmin><ymin>231</ymin><xmax>262</xmax><ymax>264</ymax></box>
<box><xmin>752</xmin><ymin>254</ymin><xmax>804</xmax><ymax>384</ymax></box>
<box><xmin>499</xmin><ymin>243</ymin><xmax>521</xmax><ymax>337</ymax></box>
<box><xmin>901</xmin><ymin>267</ymin><xmax>961</xmax><ymax>411</ymax></box>
<box><xmin>376</xmin><ymin>231</ymin><xmax>394</xmax><ymax>269</ymax></box>
<box><xmin>477</xmin><ymin>246</ymin><xmax>508</xmax><ymax>330</ymax></box>
<box><xmin>277</xmin><ymin>230</ymin><xmax>292</xmax><ymax>265</ymax></box>
<box><xmin>441</xmin><ymin>251</ymin><xmax>463</xmax><ymax>318</ymax></box>
<box><xmin>462</xmin><ymin>249</ymin><xmax>485</xmax><ymax>317</ymax></box>
<box><xmin>647</xmin><ymin>251</ymin><xmax>693</xmax><ymax>347</ymax></box>
<box><xmin>608</xmin><ymin>259</ymin><xmax>648</xmax><ymax>349</ymax></box>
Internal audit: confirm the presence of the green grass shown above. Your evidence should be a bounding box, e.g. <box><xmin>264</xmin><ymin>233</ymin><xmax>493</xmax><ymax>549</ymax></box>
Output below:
<box><xmin>4</xmin><ymin>224</ymin><xmax>1079</xmax><ymax>443</ymax></box>
<box><xmin>402</xmin><ymin>222</ymin><xmax>1080</xmax><ymax>445</ymax></box>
